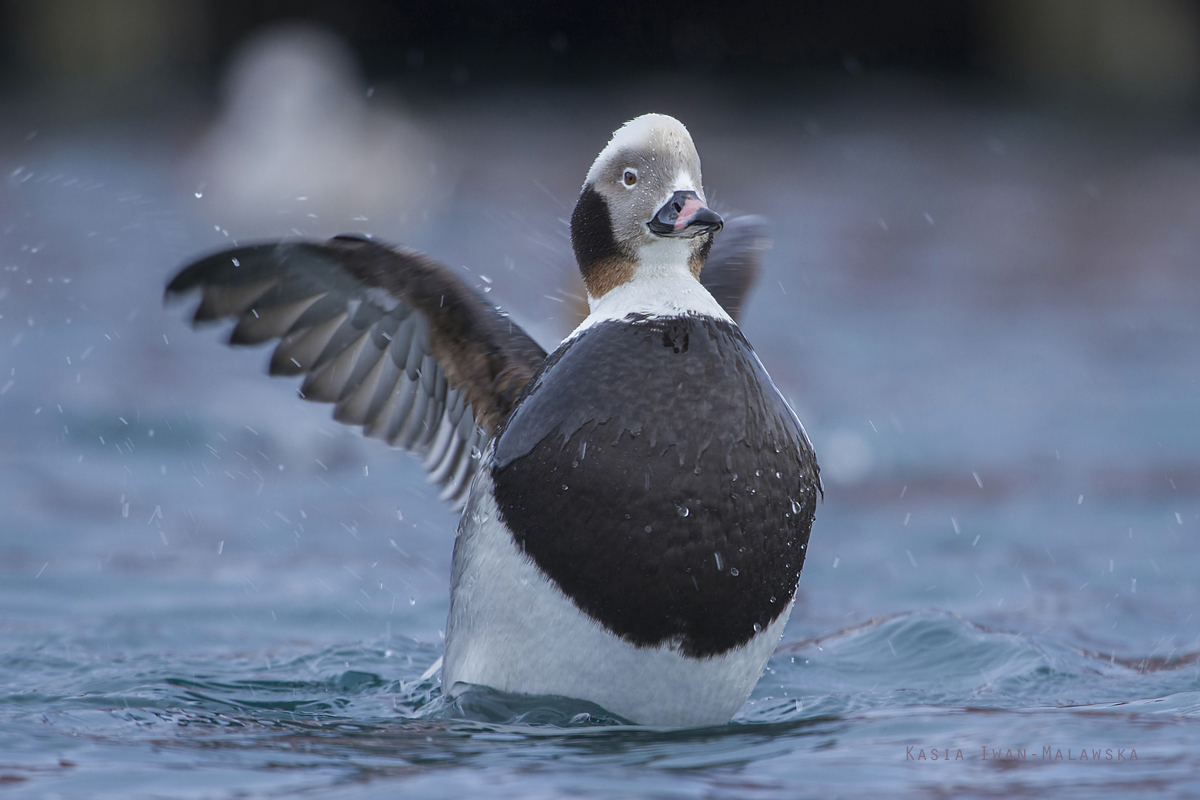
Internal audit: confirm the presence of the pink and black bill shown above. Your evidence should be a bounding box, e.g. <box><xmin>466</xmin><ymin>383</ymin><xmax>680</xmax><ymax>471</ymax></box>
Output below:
<box><xmin>647</xmin><ymin>190</ymin><xmax>724</xmax><ymax>238</ymax></box>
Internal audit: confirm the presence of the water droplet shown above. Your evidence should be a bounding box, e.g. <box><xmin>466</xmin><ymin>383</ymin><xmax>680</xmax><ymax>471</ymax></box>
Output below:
<box><xmin>731</xmin><ymin>473</ymin><xmax>738</xmax><ymax>481</ymax></box>
<box><xmin>755</xmin><ymin>469</ymin><xmax>762</xmax><ymax>477</ymax></box>
<box><xmin>770</xmin><ymin>596</ymin><xmax>777</xmax><ymax>603</ymax></box>
<box><xmin>409</xmin><ymin>597</ymin><xmax>415</xmax><ymax>605</ymax></box>
<box><xmin>714</xmin><ymin>552</ymin><xmax>724</xmax><ymax>571</ymax></box>
<box><xmin>645</xmin><ymin>525</ymin><xmax>653</xmax><ymax>533</ymax></box>
<box><xmin>677</xmin><ymin>506</ymin><xmax>689</xmax><ymax>517</ymax></box>
<box><xmin>753</xmin><ymin>622</ymin><xmax>762</xmax><ymax>633</ymax></box>
<box><xmin>729</xmin><ymin>567</ymin><xmax>739</xmax><ymax>576</ymax></box>
<box><xmin>791</xmin><ymin>499</ymin><xmax>803</xmax><ymax>514</ymax></box>
<box><xmin>562</xmin><ymin>485</ymin><xmax>568</xmax><ymax>491</ymax></box>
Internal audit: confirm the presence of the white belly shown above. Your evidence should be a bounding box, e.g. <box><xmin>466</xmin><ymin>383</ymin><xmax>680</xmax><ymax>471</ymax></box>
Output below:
<box><xmin>442</xmin><ymin>467</ymin><xmax>793</xmax><ymax>728</ymax></box>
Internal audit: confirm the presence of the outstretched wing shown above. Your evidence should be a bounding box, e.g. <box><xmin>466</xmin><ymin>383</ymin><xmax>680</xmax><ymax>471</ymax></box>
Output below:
<box><xmin>701</xmin><ymin>215</ymin><xmax>769</xmax><ymax>323</ymax></box>
<box><xmin>166</xmin><ymin>235</ymin><xmax>548</xmax><ymax>508</ymax></box>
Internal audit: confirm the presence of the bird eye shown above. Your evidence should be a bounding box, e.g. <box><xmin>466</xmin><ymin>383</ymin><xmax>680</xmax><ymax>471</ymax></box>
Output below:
<box><xmin>622</xmin><ymin>169</ymin><xmax>638</xmax><ymax>187</ymax></box>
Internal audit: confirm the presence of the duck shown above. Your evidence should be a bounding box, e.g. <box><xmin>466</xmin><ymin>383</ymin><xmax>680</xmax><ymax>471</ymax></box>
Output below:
<box><xmin>166</xmin><ymin>113</ymin><xmax>820</xmax><ymax>728</ymax></box>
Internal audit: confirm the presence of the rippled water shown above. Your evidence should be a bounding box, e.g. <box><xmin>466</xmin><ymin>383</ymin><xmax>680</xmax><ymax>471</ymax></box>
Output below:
<box><xmin>2</xmin><ymin>80</ymin><xmax>1199</xmax><ymax>797</ymax></box>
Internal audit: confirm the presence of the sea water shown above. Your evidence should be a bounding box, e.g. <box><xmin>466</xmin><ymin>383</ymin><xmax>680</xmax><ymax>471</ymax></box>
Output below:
<box><xmin>1</xmin><ymin>90</ymin><xmax>1198</xmax><ymax>798</ymax></box>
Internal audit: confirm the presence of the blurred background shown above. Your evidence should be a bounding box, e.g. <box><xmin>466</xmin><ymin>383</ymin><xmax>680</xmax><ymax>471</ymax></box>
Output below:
<box><xmin>1</xmin><ymin>2</ymin><xmax>1199</xmax><ymax>796</ymax></box>
<box><xmin>4</xmin><ymin>0</ymin><xmax>1199</xmax><ymax>483</ymax></box>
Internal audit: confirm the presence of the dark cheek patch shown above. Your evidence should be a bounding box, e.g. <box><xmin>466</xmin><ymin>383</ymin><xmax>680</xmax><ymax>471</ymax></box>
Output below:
<box><xmin>571</xmin><ymin>186</ymin><xmax>629</xmax><ymax>291</ymax></box>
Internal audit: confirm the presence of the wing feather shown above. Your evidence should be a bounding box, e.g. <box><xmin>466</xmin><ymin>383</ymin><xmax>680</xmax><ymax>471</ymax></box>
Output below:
<box><xmin>701</xmin><ymin>215</ymin><xmax>770</xmax><ymax>324</ymax></box>
<box><xmin>273</xmin><ymin>312</ymin><xmax>347</xmax><ymax>375</ymax></box>
<box><xmin>166</xmin><ymin>236</ymin><xmax>548</xmax><ymax>510</ymax></box>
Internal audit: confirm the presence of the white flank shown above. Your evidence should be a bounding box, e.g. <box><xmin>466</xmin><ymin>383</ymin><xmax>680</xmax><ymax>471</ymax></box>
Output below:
<box><xmin>443</xmin><ymin>462</ymin><xmax>793</xmax><ymax>728</ymax></box>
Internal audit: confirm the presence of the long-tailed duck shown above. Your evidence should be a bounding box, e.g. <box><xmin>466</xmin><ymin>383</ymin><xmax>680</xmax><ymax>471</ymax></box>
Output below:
<box><xmin>166</xmin><ymin>113</ymin><xmax>819</xmax><ymax>727</ymax></box>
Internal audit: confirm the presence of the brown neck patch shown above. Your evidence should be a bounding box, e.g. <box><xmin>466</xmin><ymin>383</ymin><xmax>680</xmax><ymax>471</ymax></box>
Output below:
<box><xmin>688</xmin><ymin>230</ymin><xmax>714</xmax><ymax>279</ymax></box>
<box><xmin>583</xmin><ymin>256</ymin><xmax>636</xmax><ymax>298</ymax></box>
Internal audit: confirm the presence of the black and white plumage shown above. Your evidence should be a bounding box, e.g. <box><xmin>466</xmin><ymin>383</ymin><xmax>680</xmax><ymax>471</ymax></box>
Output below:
<box><xmin>166</xmin><ymin>113</ymin><xmax>818</xmax><ymax>728</ymax></box>
<box><xmin>490</xmin><ymin>314</ymin><xmax>817</xmax><ymax>659</ymax></box>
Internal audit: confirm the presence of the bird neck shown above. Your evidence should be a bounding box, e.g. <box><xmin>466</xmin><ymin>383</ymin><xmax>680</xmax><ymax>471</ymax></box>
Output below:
<box><xmin>569</xmin><ymin>251</ymin><xmax>731</xmax><ymax>341</ymax></box>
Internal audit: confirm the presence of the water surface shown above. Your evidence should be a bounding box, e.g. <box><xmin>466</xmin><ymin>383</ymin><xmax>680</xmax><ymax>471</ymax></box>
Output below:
<box><xmin>2</xmin><ymin>81</ymin><xmax>1199</xmax><ymax>798</ymax></box>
